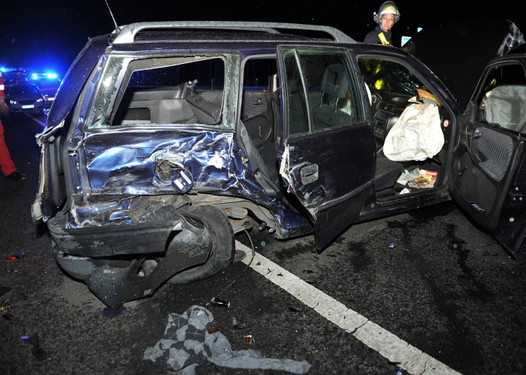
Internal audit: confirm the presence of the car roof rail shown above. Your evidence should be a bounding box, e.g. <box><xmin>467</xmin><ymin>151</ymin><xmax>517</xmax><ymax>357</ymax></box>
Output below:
<box><xmin>112</xmin><ymin>21</ymin><xmax>355</xmax><ymax>44</ymax></box>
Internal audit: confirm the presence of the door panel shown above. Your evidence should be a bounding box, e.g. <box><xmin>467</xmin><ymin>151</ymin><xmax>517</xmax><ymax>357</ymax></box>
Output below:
<box><xmin>452</xmin><ymin>120</ymin><xmax>526</xmax><ymax>256</ymax></box>
<box><xmin>278</xmin><ymin>46</ymin><xmax>375</xmax><ymax>249</ymax></box>
<box><xmin>451</xmin><ymin>62</ymin><xmax>526</xmax><ymax>256</ymax></box>
<box><xmin>284</xmin><ymin>125</ymin><xmax>375</xmax><ymax>248</ymax></box>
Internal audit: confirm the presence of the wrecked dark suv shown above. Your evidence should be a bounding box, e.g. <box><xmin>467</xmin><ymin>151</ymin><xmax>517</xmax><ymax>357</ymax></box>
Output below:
<box><xmin>31</xmin><ymin>21</ymin><xmax>526</xmax><ymax>308</ymax></box>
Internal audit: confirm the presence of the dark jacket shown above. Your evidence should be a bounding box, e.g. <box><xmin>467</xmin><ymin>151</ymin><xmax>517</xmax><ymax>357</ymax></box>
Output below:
<box><xmin>364</xmin><ymin>26</ymin><xmax>392</xmax><ymax>45</ymax></box>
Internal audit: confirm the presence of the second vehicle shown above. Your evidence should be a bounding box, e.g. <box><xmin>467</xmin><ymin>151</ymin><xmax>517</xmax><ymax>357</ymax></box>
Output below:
<box><xmin>5</xmin><ymin>82</ymin><xmax>45</xmax><ymax>114</ymax></box>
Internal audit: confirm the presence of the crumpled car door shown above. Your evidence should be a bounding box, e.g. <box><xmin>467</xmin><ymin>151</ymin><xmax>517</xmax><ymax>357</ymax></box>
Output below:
<box><xmin>277</xmin><ymin>46</ymin><xmax>375</xmax><ymax>249</ymax></box>
<box><xmin>32</xmin><ymin>36</ymin><xmax>108</xmax><ymax>222</ymax></box>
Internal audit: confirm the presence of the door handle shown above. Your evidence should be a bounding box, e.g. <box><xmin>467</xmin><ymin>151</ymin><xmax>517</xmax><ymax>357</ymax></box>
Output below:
<box><xmin>300</xmin><ymin>164</ymin><xmax>319</xmax><ymax>185</ymax></box>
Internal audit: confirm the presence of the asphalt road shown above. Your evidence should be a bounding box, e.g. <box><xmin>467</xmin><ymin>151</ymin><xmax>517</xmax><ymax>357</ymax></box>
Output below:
<box><xmin>0</xmin><ymin>112</ymin><xmax>525</xmax><ymax>375</ymax></box>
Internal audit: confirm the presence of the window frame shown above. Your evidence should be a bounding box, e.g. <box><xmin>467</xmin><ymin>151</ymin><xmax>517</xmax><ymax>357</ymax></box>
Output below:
<box><xmin>85</xmin><ymin>53</ymin><xmax>232</xmax><ymax>130</ymax></box>
<box><xmin>279</xmin><ymin>46</ymin><xmax>365</xmax><ymax>138</ymax></box>
<box><xmin>475</xmin><ymin>61</ymin><xmax>526</xmax><ymax>132</ymax></box>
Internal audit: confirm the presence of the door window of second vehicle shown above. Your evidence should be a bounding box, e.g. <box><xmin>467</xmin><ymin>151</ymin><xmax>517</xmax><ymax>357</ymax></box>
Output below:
<box><xmin>281</xmin><ymin>48</ymin><xmax>363</xmax><ymax>137</ymax></box>
<box><xmin>476</xmin><ymin>62</ymin><xmax>526</xmax><ymax>133</ymax></box>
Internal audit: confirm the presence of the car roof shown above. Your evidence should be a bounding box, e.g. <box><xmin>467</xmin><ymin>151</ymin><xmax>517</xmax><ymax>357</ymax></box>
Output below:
<box><xmin>48</xmin><ymin>21</ymin><xmax>357</xmax><ymax>130</ymax></box>
<box><xmin>110</xmin><ymin>21</ymin><xmax>356</xmax><ymax>45</ymax></box>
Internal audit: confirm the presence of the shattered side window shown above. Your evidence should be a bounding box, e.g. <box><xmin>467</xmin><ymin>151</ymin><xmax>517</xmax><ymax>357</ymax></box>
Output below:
<box><xmin>88</xmin><ymin>56</ymin><xmax>226</xmax><ymax>129</ymax></box>
<box><xmin>477</xmin><ymin>63</ymin><xmax>526</xmax><ymax>133</ymax></box>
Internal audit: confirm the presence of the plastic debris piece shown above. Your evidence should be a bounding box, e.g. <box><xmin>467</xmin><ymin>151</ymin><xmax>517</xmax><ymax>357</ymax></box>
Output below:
<box><xmin>1</xmin><ymin>300</ymin><xmax>14</xmax><ymax>320</ymax></box>
<box><xmin>5</xmin><ymin>252</ymin><xmax>22</xmax><ymax>261</ymax></box>
<box><xmin>260</xmin><ymin>240</ymin><xmax>266</xmax><ymax>247</ymax></box>
<box><xmin>1</xmin><ymin>300</ymin><xmax>12</xmax><ymax>314</ymax></box>
<box><xmin>0</xmin><ymin>301</ymin><xmax>10</xmax><ymax>312</ymax></box>
<box><xmin>2</xmin><ymin>312</ymin><xmax>14</xmax><ymax>320</ymax></box>
<box><xmin>231</xmin><ymin>316</ymin><xmax>244</xmax><ymax>329</ymax></box>
<box><xmin>389</xmin><ymin>243</ymin><xmax>395</xmax><ymax>249</ymax></box>
<box><xmin>208</xmin><ymin>325</ymin><xmax>220</xmax><ymax>333</ymax></box>
<box><xmin>210</xmin><ymin>297</ymin><xmax>230</xmax><ymax>308</ymax></box>
<box><xmin>243</xmin><ymin>334</ymin><xmax>255</xmax><ymax>345</ymax></box>
<box><xmin>21</xmin><ymin>334</ymin><xmax>46</xmax><ymax>360</ymax></box>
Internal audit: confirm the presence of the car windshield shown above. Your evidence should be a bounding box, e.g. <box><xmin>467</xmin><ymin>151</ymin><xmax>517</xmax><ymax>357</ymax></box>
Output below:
<box><xmin>2</xmin><ymin>71</ymin><xmax>27</xmax><ymax>85</ymax></box>
<box><xmin>9</xmin><ymin>84</ymin><xmax>40</xmax><ymax>95</ymax></box>
<box><xmin>35</xmin><ymin>79</ymin><xmax>61</xmax><ymax>90</ymax></box>
<box><xmin>358</xmin><ymin>58</ymin><xmax>422</xmax><ymax>97</ymax></box>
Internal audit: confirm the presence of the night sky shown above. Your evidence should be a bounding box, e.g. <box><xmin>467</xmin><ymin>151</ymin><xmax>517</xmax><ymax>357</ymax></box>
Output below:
<box><xmin>1</xmin><ymin>0</ymin><xmax>524</xmax><ymax>75</ymax></box>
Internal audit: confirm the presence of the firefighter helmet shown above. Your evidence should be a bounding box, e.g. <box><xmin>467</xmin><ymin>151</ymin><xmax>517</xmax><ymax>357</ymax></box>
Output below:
<box><xmin>373</xmin><ymin>1</ymin><xmax>401</xmax><ymax>24</ymax></box>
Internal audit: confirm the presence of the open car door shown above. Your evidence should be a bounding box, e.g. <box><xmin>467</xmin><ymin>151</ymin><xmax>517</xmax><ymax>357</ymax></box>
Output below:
<box><xmin>450</xmin><ymin>59</ymin><xmax>526</xmax><ymax>257</ymax></box>
<box><xmin>277</xmin><ymin>46</ymin><xmax>376</xmax><ymax>249</ymax></box>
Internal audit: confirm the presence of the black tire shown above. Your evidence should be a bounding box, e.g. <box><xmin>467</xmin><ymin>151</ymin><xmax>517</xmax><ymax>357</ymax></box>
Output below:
<box><xmin>167</xmin><ymin>205</ymin><xmax>234</xmax><ymax>284</ymax></box>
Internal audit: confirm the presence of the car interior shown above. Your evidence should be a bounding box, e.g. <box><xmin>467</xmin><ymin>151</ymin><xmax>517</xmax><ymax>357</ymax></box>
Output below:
<box><xmin>357</xmin><ymin>56</ymin><xmax>455</xmax><ymax>202</ymax></box>
<box><xmin>111</xmin><ymin>57</ymin><xmax>225</xmax><ymax>126</ymax></box>
<box><xmin>108</xmin><ymin>53</ymin><xmax>456</xmax><ymax>205</ymax></box>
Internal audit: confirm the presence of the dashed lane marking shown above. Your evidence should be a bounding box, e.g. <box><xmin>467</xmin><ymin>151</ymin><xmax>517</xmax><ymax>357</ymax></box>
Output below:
<box><xmin>237</xmin><ymin>241</ymin><xmax>461</xmax><ymax>375</ymax></box>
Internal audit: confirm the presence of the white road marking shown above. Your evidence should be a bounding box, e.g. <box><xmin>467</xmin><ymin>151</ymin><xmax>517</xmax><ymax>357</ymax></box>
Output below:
<box><xmin>237</xmin><ymin>241</ymin><xmax>461</xmax><ymax>375</ymax></box>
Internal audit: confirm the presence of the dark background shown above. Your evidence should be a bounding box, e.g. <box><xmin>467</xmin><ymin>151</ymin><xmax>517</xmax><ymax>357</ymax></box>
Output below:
<box><xmin>1</xmin><ymin>2</ymin><xmax>525</xmax><ymax>374</ymax></box>
<box><xmin>1</xmin><ymin>1</ymin><xmax>524</xmax><ymax>76</ymax></box>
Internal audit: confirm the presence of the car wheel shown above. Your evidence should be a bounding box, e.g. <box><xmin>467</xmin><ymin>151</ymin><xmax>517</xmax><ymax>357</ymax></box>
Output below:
<box><xmin>167</xmin><ymin>205</ymin><xmax>234</xmax><ymax>284</ymax></box>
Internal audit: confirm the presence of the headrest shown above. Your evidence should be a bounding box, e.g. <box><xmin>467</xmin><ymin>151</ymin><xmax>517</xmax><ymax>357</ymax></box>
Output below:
<box><xmin>321</xmin><ymin>64</ymin><xmax>348</xmax><ymax>99</ymax></box>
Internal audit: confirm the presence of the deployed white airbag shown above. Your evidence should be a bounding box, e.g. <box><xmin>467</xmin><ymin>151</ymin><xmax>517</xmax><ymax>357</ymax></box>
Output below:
<box><xmin>383</xmin><ymin>102</ymin><xmax>444</xmax><ymax>161</ymax></box>
<box><xmin>484</xmin><ymin>85</ymin><xmax>526</xmax><ymax>132</ymax></box>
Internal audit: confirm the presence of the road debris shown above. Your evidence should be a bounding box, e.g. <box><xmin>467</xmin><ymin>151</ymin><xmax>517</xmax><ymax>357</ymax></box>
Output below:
<box><xmin>230</xmin><ymin>316</ymin><xmax>244</xmax><ymax>329</ymax></box>
<box><xmin>1</xmin><ymin>300</ymin><xmax>14</xmax><ymax>320</ymax></box>
<box><xmin>243</xmin><ymin>334</ymin><xmax>255</xmax><ymax>345</ymax></box>
<box><xmin>209</xmin><ymin>297</ymin><xmax>231</xmax><ymax>308</ymax></box>
<box><xmin>21</xmin><ymin>334</ymin><xmax>46</xmax><ymax>360</ymax></box>
<box><xmin>144</xmin><ymin>305</ymin><xmax>311</xmax><ymax>374</ymax></box>
<box><xmin>5</xmin><ymin>252</ymin><xmax>23</xmax><ymax>261</ymax></box>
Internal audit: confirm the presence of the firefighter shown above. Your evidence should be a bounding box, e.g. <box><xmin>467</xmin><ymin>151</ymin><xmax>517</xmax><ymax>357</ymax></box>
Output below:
<box><xmin>364</xmin><ymin>1</ymin><xmax>401</xmax><ymax>46</ymax></box>
<box><xmin>0</xmin><ymin>72</ymin><xmax>25</xmax><ymax>181</ymax></box>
